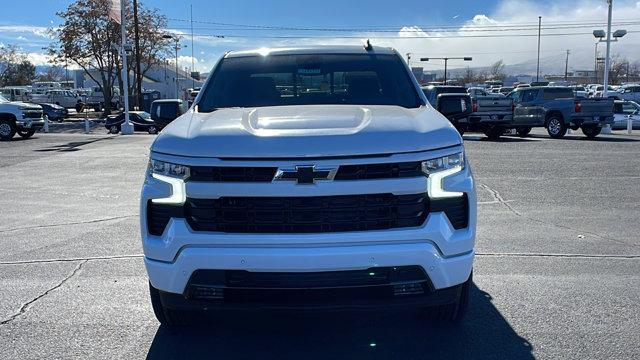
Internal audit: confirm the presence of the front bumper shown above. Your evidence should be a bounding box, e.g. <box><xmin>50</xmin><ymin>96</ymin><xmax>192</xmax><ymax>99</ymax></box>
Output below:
<box><xmin>141</xmin><ymin>147</ymin><xmax>476</xmax><ymax>300</ymax></box>
<box><xmin>16</xmin><ymin>119</ymin><xmax>44</xmax><ymax>130</ymax></box>
<box><xmin>146</xmin><ymin>242</ymin><xmax>474</xmax><ymax>296</ymax></box>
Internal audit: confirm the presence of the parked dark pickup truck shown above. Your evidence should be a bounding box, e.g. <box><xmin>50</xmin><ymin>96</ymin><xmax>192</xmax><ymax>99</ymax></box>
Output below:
<box><xmin>507</xmin><ymin>86</ymin><xmax>614</xmax><ymax>139</ymax></box>
<box><xmin>423</xmin><ymin>85</ymin><xmax>513</xmax><ymax>139</ymax></box>
<box><xmin>467</xmin><ymin>94</ymin><xmax>513</xmax><ymax>139</ymax></box>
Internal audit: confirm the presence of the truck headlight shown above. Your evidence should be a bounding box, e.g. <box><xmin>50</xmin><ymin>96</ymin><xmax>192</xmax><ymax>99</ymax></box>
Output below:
<box><xmin>148</xmin><ymin>159</ymin><xmax>190</xmax><ymax>179</ymax></box>
<box><xmin>148</xmin><ymin>160</ymin><xmax>190</xmax><ymax>204</ymax></box>
<box><xmin>422</xmin><ymin>152</ymin><xmax>465</xmax><ymax>198</ymax></box>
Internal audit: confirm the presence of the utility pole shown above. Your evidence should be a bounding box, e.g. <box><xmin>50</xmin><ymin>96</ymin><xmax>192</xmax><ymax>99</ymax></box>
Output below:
<box><xmin>564</xmin><ymin>50</ymin><xmax>570</xmax><ymax>81</ymax></box>
<box><xmin>162</xmin><ymin>34</ymin><xmax>183</xmax><ymax>99</ymax></box>
<box><xmin>175</xmin><ymin>40</ymin><xmax>179</xmax><ymax>98</ymax></box>
<box><xmin>190</xmin><ymin>4</ymin><xmax>195</xmax><ymax>89</ymax></box>
<box><xmin>536</xmin><ymin>16</ymin><xmax>542</xmax><ymax>82</ymax></box>
<box><xmin>133</xmin><ymin>0</ymin><xmax>141</xmax><ymax>110</ymax></box>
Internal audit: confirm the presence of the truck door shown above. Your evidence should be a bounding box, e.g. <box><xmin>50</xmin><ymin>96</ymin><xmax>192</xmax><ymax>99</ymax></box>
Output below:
<box><xmin>510</xmin><ymin>90</ymin><xmax>525</xmax><ymax>124</ymax></box>
<box><xmin>514</xmin><ymin>89</ymin><xmax>540</xmax><ymax>126</ymax></box>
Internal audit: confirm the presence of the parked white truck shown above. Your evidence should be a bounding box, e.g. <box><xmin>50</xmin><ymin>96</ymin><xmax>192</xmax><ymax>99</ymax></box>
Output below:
<box><xmin>29</xmin><ymin>89</ymin><xmax>84</xmax><ymax>110</ymax></box>
<box><xmin>0</xmin><ymin>94</ymin><xmax>44</xmax><ymax>140</ymax></box>
<box><xmin>141</xmin><ymin>46</ymin><xmax>477</xmax><ymax>326</ymax></box>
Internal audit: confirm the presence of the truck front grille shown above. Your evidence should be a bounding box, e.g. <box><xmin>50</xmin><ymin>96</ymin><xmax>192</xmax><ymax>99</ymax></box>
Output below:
<box><xmin>188</xmin><ymin>161</ymin><xmax>423</xmax><ymax>182</ymax></box>
<box><xmin>146</xmin><ymin>194</ymin><xmax>469</xmax><ymax>236</ymax></box>
<box><xmin>23</xmin><ymin>111</ymin><xmax>43</xmax><ymax>119</ymax></box>
<box><xmin>184</xmin><ymin>193</ymin><xmax>429</xmax><ymax>233</ymax></box>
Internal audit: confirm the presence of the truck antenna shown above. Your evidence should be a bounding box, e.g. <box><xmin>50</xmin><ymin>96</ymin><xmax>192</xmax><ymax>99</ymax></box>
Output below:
<box><xmin>364</xmin><ymin>39</ymin><xmax>373</xmax><ymax>51</ymax></box>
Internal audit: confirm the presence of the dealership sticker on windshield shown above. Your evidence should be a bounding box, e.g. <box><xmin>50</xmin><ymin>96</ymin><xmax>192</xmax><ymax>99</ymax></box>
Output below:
<box><xmin>298</xmin><ymin>68</ymin><xmax>321</xmax><ymax>74</ymax></box>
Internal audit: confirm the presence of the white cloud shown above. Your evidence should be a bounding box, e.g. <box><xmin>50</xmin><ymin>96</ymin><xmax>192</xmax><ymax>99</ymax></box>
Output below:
<box><xmin>26</xmin><ymin>52</ymin><xmax>52</xmax><ymax>66</ymax></box>
<box><xmin>0</xmin><ymin>24</ymin><xmax>51</xmax><ymax>38</ymax></box>
<box><xmin>5</xmin><ymin>0</ymin><xmax>640</xmax><ymax>76</ymax></box>
<box><xmin>182</xmin><ymin>0</ymin><xmax>640</xmax><ymax>75</ymax></box>
<box><xmin>372</xmin><ymin>0</ymin><xmax>640</xmax><ymax>73</ymax></box>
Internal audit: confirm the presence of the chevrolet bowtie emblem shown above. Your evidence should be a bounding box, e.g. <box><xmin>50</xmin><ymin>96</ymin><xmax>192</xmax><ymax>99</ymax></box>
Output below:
<box><xmin>273</xmin><ymin>165</ymin><xmax>337</xmax><ymax>184</ymax></box>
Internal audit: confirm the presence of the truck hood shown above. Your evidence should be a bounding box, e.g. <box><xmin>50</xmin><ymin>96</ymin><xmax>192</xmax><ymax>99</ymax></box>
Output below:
<box><xmin>0</xmin><ymin>101</ymin><xmax>41</xmax><ymax>110</ymax></box>
<box><xmin>151</xmin><ymin>105</ymin><xmax>461</xmax><ymax>158</ymax></box>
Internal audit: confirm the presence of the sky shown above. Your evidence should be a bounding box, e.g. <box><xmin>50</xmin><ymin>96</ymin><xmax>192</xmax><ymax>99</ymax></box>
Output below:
<box><xmin>1</xmin><ymin>0</ymin><xmax>639</xmax><ymax>75</ymax></box>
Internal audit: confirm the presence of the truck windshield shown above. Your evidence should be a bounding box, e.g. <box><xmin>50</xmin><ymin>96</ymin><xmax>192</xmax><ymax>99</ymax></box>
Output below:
<box><xmin>197</xmin><ymin>53</ymin><xmax>422</xmax><ymax>111</ymax></box>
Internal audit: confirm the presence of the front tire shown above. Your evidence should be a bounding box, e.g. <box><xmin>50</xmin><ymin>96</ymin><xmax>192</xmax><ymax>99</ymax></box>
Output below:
<box><xmin>546</xmin><ymin>116</ymin><xmax>567</xmax><ymax>138</ymax></box>
<box><xmin>517</xmin><ymin>127</ymin><xmax>532</xmax><ymax>137</ymax></box>
<box><xmin>148</xmin><ymin>125</ymin><xmax>158</xmax><ymax>135</ymax></box>
<box><xmin>18</xmin><ymin>130</ymin><xmax>35</xmax><ymax>139</ymax></box>
<box><xmin>483</xmin><ymin>127</ymin><xmax>502</xmax><ymax>140</ymax></box>
<box><xmin>582</xmin><ymin>125</ymin><xmax>602</xmax><ymax>139</ymax></box>
<box><xmin>149</xmin><ymin>282</ymin><xmax>193</xmax><ymax>327</ymax></box>
<box><xmin>0</xmin><ymin>120</ymin><xmax>16</xmax><ymax>141</ymax></box>
<box><xmin>422</xmin><ymin>272</ymin><xmax>471</xmax><ymax>323</ymax></box>
<box><xmin>109</xmin><ymin>125</ymin><xmax>121</xmax><ymax>134</ymax></box>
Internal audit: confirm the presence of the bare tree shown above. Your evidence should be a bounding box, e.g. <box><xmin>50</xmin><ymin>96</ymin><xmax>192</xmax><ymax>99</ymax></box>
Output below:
<box><xmin>49</xmin><ymin>0</ymin><xmax>120</xmax><ymax>113</ymax></box>
<box><xmin>489</xmin><ymin>60</ymin><xmax>506</xmax><ymax>81</ymax></box>
<box><xmin>37</xmin><ymin>66</ymin><xmax>67</xmax><ymax>82</ymax></box>
<box><xmin>460</xmin><ymin>67</ymin><xmax>476</xmax><ymax>85</ymax></box>
<box><xmin>608</xmin><ymin>55</ymin><xmax>628</xmax><ymax>85</ymax></box>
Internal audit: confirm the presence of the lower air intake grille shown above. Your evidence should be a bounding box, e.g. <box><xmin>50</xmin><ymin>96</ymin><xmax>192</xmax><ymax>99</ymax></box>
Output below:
<box><xmin>430</xmin><ymin>194</ymin><xmax>469</xmax><ymax>229</ymax></box>
<box><xmin>147</xmin><ymin>201</ymin><xmax>183</xmax><ymax>236</ymax></box>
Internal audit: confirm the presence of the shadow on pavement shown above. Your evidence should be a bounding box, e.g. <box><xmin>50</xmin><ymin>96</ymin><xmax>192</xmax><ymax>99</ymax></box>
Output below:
<box><xmin>146</xmin><ymin>284</ymin><xmax>533</xmax><ymax>360</ymax></box>
<box><xmin>33</xmin><ymin>136</ymin><xmax>114</xmax><ymax>152</ymax></box>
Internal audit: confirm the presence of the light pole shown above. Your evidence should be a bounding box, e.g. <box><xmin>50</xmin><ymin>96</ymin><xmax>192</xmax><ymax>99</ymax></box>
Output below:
<box><xmin>536</xmin><ymin>16</ymin><xmax>542</xmax><ymax>82</ymax></box>
<box><xmin>420</xmin><ymin>57</ymin><xmax>472</xmax><ymax>84</ymax></box>
<box><xmin>564</xmin><ymin>50</ymin><xmax>570</xmax><ymax>81</ymax></box>
<box><xmin>119</xmin><ymin>0</ymin><xmax>133</xmax><ymax>135</ymax></box>
<box><xmin>594</xmin><ymin>41</ymin><xmax>600</xmax><ymax>83</ymax></box>
<box><xmin>593</xmin><ymin>0</ymin><xmax>627</xmax><ymax>134</ymax></box>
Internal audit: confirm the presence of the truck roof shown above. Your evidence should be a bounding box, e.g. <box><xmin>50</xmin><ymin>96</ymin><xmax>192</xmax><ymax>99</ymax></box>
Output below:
<box><xmin>224</xmin><ymin>45</ymin><xmax>398</xmax><ymax>58</ymax></box>
<box><xmin>514</xmin><ymin>86</ymin><xmax>571</xmax><ymax>90</ymax></box>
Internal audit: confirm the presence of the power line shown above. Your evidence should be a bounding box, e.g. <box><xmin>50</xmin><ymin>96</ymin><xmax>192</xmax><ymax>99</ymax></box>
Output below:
<box><xmin>187</xmin><ymin>30</ymin><xmax>640</xmax><ymax>40</ymax></box>
<box><xmin>167</xmin><ymin>17</ymin><xmax>640</xmax><ymax>30</ymax></box>
<box><xmin>169</xmin><ymin>22</ymin><xmax>640</xmax><ymax>33</ymax></box>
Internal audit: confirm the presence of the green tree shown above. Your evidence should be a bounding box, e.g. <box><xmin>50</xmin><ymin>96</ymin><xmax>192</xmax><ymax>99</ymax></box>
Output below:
<box><xmin>1</xmin><ymin>60</ymin><xmax>36</xmax><ymax>86</ymax></box>
<box><xmin>0</xmin><ymin>45</ymin><xmax>36</xmax><ymax>86</ymax></box>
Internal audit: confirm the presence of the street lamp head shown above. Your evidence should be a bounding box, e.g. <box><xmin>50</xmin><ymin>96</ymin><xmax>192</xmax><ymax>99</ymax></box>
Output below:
<box><xmin>162</xmin><ymin>34</ymin><xmax>174</xmax><ymax>40</ymax></box>
<box><xmin>613</xmin><ymin>29</ymin><xmax>627</xmax><ymax>38</ymax></box>
<box><xmin>420</xmin><ymin>57</ymin><xmax>429</xmax><ymax>61</ymax></box>
<box><xmin>593</xmin><ymin>30</ymin><xmax>606</xmax><ymax>39</ymax></box>
<box><xmin>463</xmin><ymin>57</ymin><xmax>473</xmax><ymax>61</ymax></box>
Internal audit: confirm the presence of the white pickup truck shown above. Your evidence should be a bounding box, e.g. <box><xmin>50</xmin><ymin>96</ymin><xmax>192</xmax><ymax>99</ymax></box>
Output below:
<box><xmin>30</xmin><ymin>89</ymin><xmax>84</xmax><ymax>110</ymax></box>
<box><xmin>141</xmin><ymin>46</ymin><xmax>477</xmax><ymax>326</ymax></box>
<box><xmin>0</xmin><ymin>94</ymin><xmax>44</xmax><ymax>140</ymax></box>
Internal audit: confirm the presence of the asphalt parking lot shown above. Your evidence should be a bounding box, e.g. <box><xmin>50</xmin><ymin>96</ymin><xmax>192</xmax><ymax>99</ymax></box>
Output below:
<box><xmin>1</xmin><ymin>130</ymin><xmax>639</xmax><ymax>359</ymax></box>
